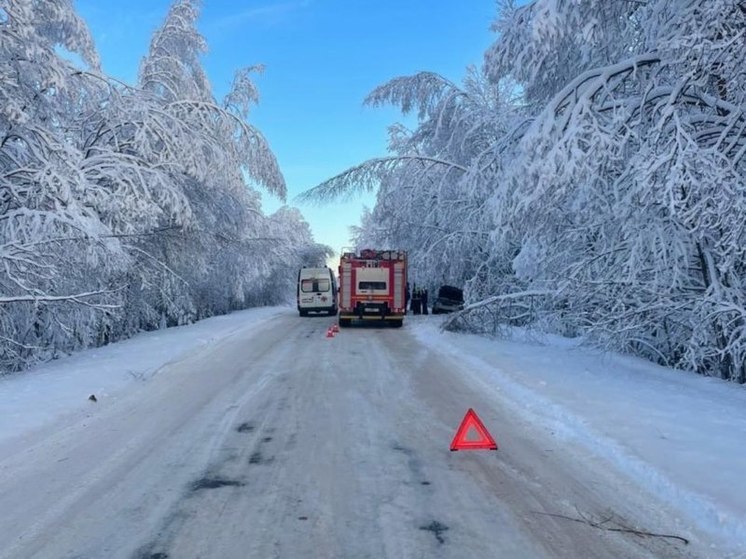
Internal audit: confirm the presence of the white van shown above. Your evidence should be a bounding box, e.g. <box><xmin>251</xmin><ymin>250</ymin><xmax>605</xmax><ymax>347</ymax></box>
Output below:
<box><xmin>297</xmin><ymin>266</ymin><xmax>338</xmax><ymax>316</ymax></box>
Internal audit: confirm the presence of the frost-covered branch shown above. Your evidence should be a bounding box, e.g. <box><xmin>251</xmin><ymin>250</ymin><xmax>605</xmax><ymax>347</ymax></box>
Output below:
<box><xmin>297</xmin><ymin>156</ymin><xmax>467</xmax><ymax>203</ymax></box>
<box><xmin>0</xmin><ymin>289</ymin><xmax>120</xmax><ymax>306</ymax></box>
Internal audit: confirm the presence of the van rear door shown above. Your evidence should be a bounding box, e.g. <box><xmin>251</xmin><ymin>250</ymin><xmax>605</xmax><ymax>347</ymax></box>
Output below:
<box><xmin>297</xmin><ymin>268</ymin><xmax>336</xmax><ymax>316</ymax></box>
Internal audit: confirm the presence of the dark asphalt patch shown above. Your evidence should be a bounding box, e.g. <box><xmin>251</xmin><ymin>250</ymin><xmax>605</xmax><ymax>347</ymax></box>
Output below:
<box><xmin>191</xmin><ymin>477</ymin><xmax>245</xmax><ymax>491</ymax></box>
<box><xmin>248</xmin><ymin>449</ymin><xmax>275</xmax><ymax>465</ymax></box>
<box><xmin>236</xmin><ymin>422</ymin><xmax>254</xmax><ymax>433</ymax></box>
<box><xmin>392</xmin><ymin>442</ymin><xmax>428</xmax><ymax>487</ymax></box>
<box><xmin>132</xmin><ymin>545</ymin><xmax>169</xmax><ymax>559</ymax></box>
<box><xmin>249</xmin><ymin>451</ymin><xmax>263</xmax><ymax>464</ymax></box>
<box><xmin>420</xmin><ymin>521</ymin><xmax>449</xmax><ymax>544</ymax></box>
<box><xmin>298</xmin><ymin>516</ymin><xmax>308</xmax><ymax>521</ymax></box>
<box><xmin>262</xmin><ymin>436</ymin><xmax>273</xmax><ymax>442</ymax></box>
<box><xmin>391</xmin><ymin>443</ymin><xmax>413</xmax><ymax>455</ymax></box>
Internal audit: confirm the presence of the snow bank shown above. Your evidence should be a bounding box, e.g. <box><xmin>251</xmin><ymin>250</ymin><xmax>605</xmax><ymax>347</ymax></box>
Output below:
<box><xmin>411</xmin><ymin>316</ymin><xmax>746</xmax><ymax>552</ymax></box>
<box><xmin>0</xmin><ymin>306</ymin><xmax>286</xmax><ymax>446</ymax></box>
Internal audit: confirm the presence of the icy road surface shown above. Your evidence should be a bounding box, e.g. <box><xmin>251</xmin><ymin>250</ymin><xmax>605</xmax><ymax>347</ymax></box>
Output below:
<box><xmin>0</xmin><ymin>312</ymin><xmax>706</xmax><ymax>558</ymax></box>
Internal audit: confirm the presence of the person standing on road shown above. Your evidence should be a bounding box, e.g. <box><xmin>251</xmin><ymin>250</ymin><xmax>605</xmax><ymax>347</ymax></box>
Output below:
<box><xmin>422</xmin><ymin>288</ymin><xmax>429</xmax><ymax>315</ymax></box>
<box><xmin>413</xmin><ymin>287</ymin><xmax>422</xmax><ymax>315</ymax></box>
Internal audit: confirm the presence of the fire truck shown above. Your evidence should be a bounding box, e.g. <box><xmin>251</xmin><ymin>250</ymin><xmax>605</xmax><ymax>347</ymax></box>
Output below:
<box><xmin>337</xmin><ymin>249</ymin><xmax>407</xmax><ymax>327</ymax></box>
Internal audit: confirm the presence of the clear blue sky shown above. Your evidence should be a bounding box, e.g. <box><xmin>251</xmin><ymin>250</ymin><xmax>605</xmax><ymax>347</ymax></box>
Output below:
<box><xmin>74</xmin><ymin>0</ymin><xmax>498</xmax><ymax>256</ymax></box>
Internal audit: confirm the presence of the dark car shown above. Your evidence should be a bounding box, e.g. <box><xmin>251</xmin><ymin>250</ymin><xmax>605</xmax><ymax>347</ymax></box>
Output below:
<box><xmin>431</xmin><ymin>285</ymin><xmax>464</xmax><ymax>314</ymax></box>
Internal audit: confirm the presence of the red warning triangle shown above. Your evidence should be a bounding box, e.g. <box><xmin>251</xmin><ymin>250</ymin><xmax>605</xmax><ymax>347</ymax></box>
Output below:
<box><xmin>450</xmin><ymin>408</ymin><xmax>498</xmax><ymax>451</ymax></box>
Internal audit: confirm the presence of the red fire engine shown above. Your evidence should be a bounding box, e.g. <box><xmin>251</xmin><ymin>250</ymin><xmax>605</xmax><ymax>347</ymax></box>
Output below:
<box><xmin>337</xmin><ymin>249</ymin><xmax>407</xmax><ymax>327</ymax></box>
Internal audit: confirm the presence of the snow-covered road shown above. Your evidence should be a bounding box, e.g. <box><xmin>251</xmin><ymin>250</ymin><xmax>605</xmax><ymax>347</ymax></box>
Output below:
<box><xmin>0</xmin><ymin>311</ymin><xmax>712</xmax><ymax>558</ymax></box>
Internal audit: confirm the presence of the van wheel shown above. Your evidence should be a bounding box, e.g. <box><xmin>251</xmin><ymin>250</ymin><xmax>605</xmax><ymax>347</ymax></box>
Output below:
<box><xmin>328</xmin><ymin>307</ymin><xmax>337</xmax><ymax>316</ymax></box>
<box><xmin>299</xmin><ymin>310</ymin><xmax>308</xmax><ymax>317</ymax></box>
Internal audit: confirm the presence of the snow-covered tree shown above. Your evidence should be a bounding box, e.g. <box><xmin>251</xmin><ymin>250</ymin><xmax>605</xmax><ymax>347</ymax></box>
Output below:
<box><xmin>0</xmin><ymin>0</ymin><xmax>321</xmax><ymax>372</ymax></box>
<box><xmin>302</xmin><ymin>66</ymin><xmax>522</xmax><ymax>292</ymax></box>
<box><xmin>307</xmin><ymin>0</ymin><xmax>746</xmax><ymax>383</ymax></box>
<box><xmin>123</xmin><ymin>0</ymin><xmax>290</xmax><ymax>329</ymax></box>
<box><xmin>0</xmin><ymin>0</ymin><xmax>121</xmax><ymax>367</ymax></box>
<box><xmin>480</xmin><ymin>0</ymin><xmax>746</xmax><ymax>381</ymax></box>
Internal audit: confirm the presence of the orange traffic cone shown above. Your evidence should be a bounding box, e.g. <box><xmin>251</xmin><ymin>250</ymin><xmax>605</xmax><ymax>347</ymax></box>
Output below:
<box><xmin>326</xmin><ymin>328</ymin><xmax>335</xmax><ymax>338</ymax></box>
<box><xmin>332</xmin><ymin>324</ymin><xmax>339</xmax><ymax>333</ymax></box>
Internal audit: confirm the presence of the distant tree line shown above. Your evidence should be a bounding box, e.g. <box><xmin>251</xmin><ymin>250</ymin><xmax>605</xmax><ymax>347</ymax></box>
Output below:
<box><xmin>0</xmin><ymin>0</ymin><xmax>329</xmax><ymax>372</ymax></box>
<box><xmin>303</xmin><ymin>0</ymin><xmax>746</xmax><ymax>383</ymax></box>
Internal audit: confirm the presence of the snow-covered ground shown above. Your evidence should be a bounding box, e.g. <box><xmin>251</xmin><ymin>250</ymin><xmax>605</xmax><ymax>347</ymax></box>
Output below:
<box><xmin>0</xmin><ymin>306</ymin><xmax>286</xmax><ymax>447</ymax></box>
<box><xmin>411</xmin><ymin>316</ymin><xmax>746</xmax><ymax>554</ymax></box>
<box><xmin>1</xmin><ymin>308</ymin><xmax>745</xmax><ymax>556</ymax></box>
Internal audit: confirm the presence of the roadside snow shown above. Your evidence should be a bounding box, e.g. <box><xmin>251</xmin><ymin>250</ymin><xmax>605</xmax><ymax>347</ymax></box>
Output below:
<box><xmin>3</xmin><ymin>307</ymin><xmax>745</xmax><ymax>553</ymax></box>
<box><xmin>410</xmin><ymin>316</ymin><xmax>746</xmax><ymax>553</ymax></box>
<box><xmin>0</xmin><ymin>306</ymin><xmax>286</xmax><ymax>447</ymax></box>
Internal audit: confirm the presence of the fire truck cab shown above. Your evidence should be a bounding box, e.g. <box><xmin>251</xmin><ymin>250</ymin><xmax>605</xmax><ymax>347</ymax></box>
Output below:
<box><xmin>338</xmin><ymin>249</ymin><xmax>407</xmax><ymax>327</ymax></box>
